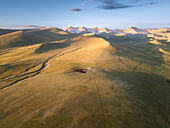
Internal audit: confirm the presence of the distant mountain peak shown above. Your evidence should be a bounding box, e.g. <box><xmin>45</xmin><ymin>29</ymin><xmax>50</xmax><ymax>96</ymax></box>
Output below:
<box><xmin>128</xmin><ymin>26</ymin><xmax>140</xmax><ymax>31</ymax></box>
<box><xmin>124</xmin><ymin>26</ymin><xmax>149</xmax><ymax>34</ymax></box>
<box><xmin>93</xmin><ymin>27</ymin><xmax>100</xmax><ymax>31</ymax></box>
<box><xmin>113</xmin><ymin>29</ymin><xmax>124</xmax><ymax>34</ymax></box>
<box><xmin>64</xmin><ymin>26</ymin><xmax>152</xmax><ymax>35</ymax></box>
<box><xmin>39</xmin><ymin>27</ymin><xmax>46</xmax><ymax>30</ymax></box>
<box><xmin>64</xmin><ymin>26</ymin><xmax>113</xmax><ymax>34</ymax></box>
<box><xmin>129</xmin><ymin>26</ymin><xmax>137</xmax><ymax>29</ymax></box>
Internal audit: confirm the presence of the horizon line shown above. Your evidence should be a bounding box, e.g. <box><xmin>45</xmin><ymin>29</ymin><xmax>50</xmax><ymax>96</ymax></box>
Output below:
<box><xmin>0</xmin><ymin>26</ymin><xmax>170</xmax><ymax>30</ymax></box>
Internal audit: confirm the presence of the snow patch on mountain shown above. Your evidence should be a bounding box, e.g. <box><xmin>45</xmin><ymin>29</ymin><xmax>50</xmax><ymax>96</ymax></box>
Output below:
<box><xmin>63</xmin><ymin>26</ymin><xmax>154</xmax><ymax>35</ymax></box>
<box><xmin>64</xmin><ymin>26</ymin><xmax>112</xmax><ymax>34</ymax></box>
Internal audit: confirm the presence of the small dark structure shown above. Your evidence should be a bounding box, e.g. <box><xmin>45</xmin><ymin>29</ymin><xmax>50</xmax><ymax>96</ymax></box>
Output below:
<box><xmin>166</xmin><ymin>80</ymin><xmax>170</xmax><ymax>84</ymax></box>
<box><xmin>74</xmin><ymin>68</ymin><xmax>87</xmax><ymax>73</ymax></box>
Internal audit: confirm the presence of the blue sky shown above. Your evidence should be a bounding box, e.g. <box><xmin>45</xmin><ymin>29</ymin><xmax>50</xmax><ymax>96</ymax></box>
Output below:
<box><xmin>0</xmin><ymin>0</ymin><xmax>170</xmax><ymax>29</ymax></box>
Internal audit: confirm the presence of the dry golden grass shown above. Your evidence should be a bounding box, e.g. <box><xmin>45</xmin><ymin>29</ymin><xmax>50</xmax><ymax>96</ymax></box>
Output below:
<box><xmin>150</xmin><ymin>40</ymin><xmax>162</xmax><ymax>45</ymax></box>
<box><xmin>0</xmin><ymin>28</ymin><xmax>170</xmax><ymax>128</ymax></box>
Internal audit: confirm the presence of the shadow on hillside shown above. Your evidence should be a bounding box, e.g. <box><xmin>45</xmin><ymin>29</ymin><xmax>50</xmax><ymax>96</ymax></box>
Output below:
<box><xmin>99</xmin><ymin>34</ymin><xmax>165</xmax><ymax>66</ymax></box>
<box><xmin>105</xmin><ymin>70</ymin><xmax>169</xmax><ymax>121</ymax></box>
<box><xmin>0</xmin><ymin>29</ymin><xmax>19</xmax><ymax>36</ymax></box>
<box><xmin>1</xmin><ymin>29</ymin><xmax>79</xmax><ymax>49</ymax></box>
<box><xmin>157</xmin><ymin>39</ymin><xmax>170</xmax><ymax>44</ymax></box>
<box><xmin>35</xmin><ymin>43</ymin><xmax>70</xmax><ymax>53</ymax></box>
<box><xmin>9</xmin><ymin>31</ymin><xmax>68</xmax><ymax>47</ymax></box>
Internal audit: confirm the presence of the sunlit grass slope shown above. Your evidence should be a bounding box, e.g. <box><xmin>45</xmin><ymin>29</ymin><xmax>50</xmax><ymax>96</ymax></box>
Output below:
<box><xmin>0</xmin><ymin>27</ymin><xmax>78</xmax><ymax>49</ymax></box>
<box><xmin>0</xmin><ymin>28</ymin><xmax>169</xmax><ymax>128</ymax></box>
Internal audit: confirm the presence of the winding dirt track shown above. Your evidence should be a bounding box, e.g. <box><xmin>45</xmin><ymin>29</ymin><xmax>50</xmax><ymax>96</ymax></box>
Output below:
<box><xmin>0</xmin><ymin>47</ymin><xmax>81</xmax><ymax>90</ymax></box>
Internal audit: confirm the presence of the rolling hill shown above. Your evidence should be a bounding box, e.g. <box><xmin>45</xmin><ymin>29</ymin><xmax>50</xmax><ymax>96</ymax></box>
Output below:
<box><xmin>0</xmin><ymin>27</ymin><xmax>78</xmax><ymax>49</ymax></box>
<box><xmin>0</xmin><ymin>27</ymin><xmax>169</xmax><ymax>128</ymax></box>
<box><xmin>0</xmin><ymin>28</ymin><xmax>19</xmax><ymax>36</ymax></box>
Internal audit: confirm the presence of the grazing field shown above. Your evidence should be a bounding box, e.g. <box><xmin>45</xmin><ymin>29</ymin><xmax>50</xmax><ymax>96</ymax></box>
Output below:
<box><xmin>0</xmin><ymin>28</ymin><xmax>169</xmax><ymax>128</ymax></box>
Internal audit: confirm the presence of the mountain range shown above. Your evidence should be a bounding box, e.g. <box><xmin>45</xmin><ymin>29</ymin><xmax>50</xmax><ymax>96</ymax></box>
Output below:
<box><xmin>64</xmin><ymin>26</ymin><xmax>170</xmax><ymax>35</ymax></box>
